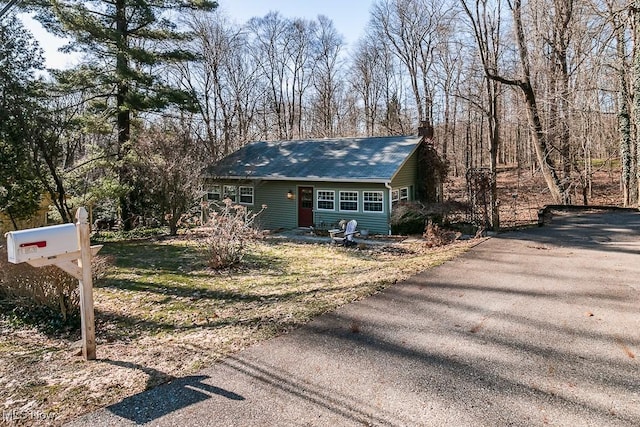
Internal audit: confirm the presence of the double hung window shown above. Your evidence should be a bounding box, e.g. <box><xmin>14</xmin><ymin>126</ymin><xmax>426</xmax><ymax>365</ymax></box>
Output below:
<box><xmin>317</xmin><ymin>190</ymin><xmax>335</xmax><ymax>210</ymax></box>
<box><xmin>339</xmin><ymin>191</ymin><xmax>358</xmax><ymax>211</ymax></box>
<box><xmin>239</xmin><ymin>186</ymin><xmax>254</xmax><ymax>205</ymax></box>
<box><xmin>223</xmin><ymin>185</ymin><xmax>237</xmax><ymax>202</ymax></box>
<box><xmin>363</xmin><ymin>191</ymin><xmax>383</xmax><ymax>212</ymax></box>
<box><xmin>207</xmin><ymin>185</ymin><xmax>221</xmax><ymax>201</ymax></box>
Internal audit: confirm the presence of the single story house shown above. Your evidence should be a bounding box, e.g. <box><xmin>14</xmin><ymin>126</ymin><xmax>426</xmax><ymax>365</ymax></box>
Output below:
<box><xmin>203</xmin><ymin>135</ymin><xmax>432</xmax><ymax>235</ymax></box>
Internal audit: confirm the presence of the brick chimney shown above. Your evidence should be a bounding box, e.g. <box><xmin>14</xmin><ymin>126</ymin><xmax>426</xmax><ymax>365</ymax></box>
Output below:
<box><xmin>418</xmin><ymin>121</ymin><xmax>434</xmax><ymax>143</ymax></box>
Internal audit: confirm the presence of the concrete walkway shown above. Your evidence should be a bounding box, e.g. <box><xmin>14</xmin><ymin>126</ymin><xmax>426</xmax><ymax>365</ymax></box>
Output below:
<box><xmin>67</xmin><ymin>210</ymin><xmax>640</xmax><ymax>426</ymax></box>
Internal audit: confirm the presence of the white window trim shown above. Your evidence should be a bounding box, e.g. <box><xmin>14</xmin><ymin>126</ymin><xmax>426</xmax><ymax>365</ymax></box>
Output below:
<box><xmin>391</xmin><ymin>189</ymin><xmax>400</xmax><ymax>203</ymax></box>
<box><xmin>223</xmin><ymin>185</ymin><xmax>237</xmax><ymax>202</ymax></box>
<box><xmin>363</xmin><ymin>191</ymin><xmax>384</xmax><ymax>213</ymax></box>
<box><xmin>399</xmin><ymin>187</ymin><xmax>409</xmax><ymax>201</ymax></box>
<box><xmin>207</xmin><ymin>185</ymin><xmax>221</xmax><ymax>201</ymax></box>
<box><xmin>339</xmin><ymin>191</ymin><xmax>359</xmax><ymax>212</ymax></box>
<box><xmin>316</xmin><ymin>190</ymin><xmax>335</xmax><ymax>211</ymax></box>
<box><xmin>239</xmin><ymin>186</ymin><xmax>254</xmax><ymax>205</ymax></box>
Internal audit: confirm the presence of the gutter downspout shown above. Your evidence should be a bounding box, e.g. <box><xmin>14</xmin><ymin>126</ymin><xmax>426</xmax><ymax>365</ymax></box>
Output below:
<box><xmin>385</xmin><ymin>182</ymin><xmax>393</xmax><ymax>235</ymax></box>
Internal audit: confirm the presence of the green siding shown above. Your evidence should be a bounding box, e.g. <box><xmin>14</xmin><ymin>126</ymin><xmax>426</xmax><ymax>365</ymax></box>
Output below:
<box><xmin>205</xmin><ymin>149</ymin><xmax>422</xmax><ymax>234</ymax></box>
<box><xmin>204</xmin><ymin>180</ymin><xmax>397</xmax><ymax>235</ymax></box>
<box><xmin>311</xmin><ymin>182</ymin><xmax>390</xmax><ymax>234</ymax></box>
<box><xmin>254</xmin><ymin>181</ymin><xmax>298</xmax><ymax>230</ymax></box>
<box><xmin>202</xmin><ymin>179</ymin><xmax>283</xmax><ymax>228</ymax></box>
<box><xmin>391</xmin><ymin>150</ymin><xmax>418</xmax><ymax>200</ymax></box>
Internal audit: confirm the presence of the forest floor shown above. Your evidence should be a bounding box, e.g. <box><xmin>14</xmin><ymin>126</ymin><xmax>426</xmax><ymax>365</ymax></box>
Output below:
<box><xmin>445</xmin><ymin>163</ymin><xmax>622</xmax><ymax>229</ymax></box>
<box><xmin>0</xmin><ymin>164</ymin><xmax>624</xmax><ymax>426</ymax></box>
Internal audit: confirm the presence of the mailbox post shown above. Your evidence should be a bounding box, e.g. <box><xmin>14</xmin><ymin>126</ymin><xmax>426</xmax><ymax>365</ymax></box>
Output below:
<box><xmin>76</xmin><ymin>208</ymin><xmax>96</xmax><ymax>360</ymax></box>
<box><xmin>4</xmin><ymin>207</ymin><xmax>101</xmax><ymax>361</ymax></box>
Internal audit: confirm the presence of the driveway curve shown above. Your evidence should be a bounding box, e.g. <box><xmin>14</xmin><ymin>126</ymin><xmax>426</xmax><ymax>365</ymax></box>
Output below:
<box><xmin>67</xmin><ymin>210</ymin><xmax>640</xmax><ymax>427</ymax></box>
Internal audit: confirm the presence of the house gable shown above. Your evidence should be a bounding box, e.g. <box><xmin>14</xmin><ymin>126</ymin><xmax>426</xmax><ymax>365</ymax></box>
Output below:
<box><xmin>204</xmin><ymin>135</ymin><xmax>425</xmax><ymax>235</ymax></box>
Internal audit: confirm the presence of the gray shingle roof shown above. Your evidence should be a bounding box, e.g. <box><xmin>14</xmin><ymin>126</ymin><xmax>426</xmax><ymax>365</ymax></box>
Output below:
<box><xmin>205</xmin><ymin>136</ymin><xmax>421</xmax><ymax>182</ymax></box>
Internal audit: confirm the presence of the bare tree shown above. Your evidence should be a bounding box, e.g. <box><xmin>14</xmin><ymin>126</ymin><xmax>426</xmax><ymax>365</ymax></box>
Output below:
<box><xmin>371</xmin><ymin>0</ymin><xmax>451</xmax><ymax>128</ymax></box>
<box><xmin>436</xmin><ymin>37</ymin><xmax>464</xmax><ymax>165</ymax></box>
<box><xmin>544</xmin><ymin>0</ymin><xmax>574</xmax><ymax>196</ymax></box>
<box><xmin>247</xmin><ymin>12</ymin><xmax>292</xmax><ymax>140</ymax></box>
<box><xmin>287</xmin><ymin>17</ymin><xmax>317</xmax><ymax>138</ymax></box>
<box><xmin>174</xmin><ymin>12</ymin><xmax>260</xmax><ymax>160</ymax></box>
<box><xmin>461</xmin><ymin>0</ymin><xmax>503</xmax><ymax>229</ymax></box>
<box><xmin>470</xmin><ymin>0</ymin><xmax>565</xmax><ymax>203</ymax></box>
<box><xmin>350</xmin><ymin>36</ymin><xmax>386</xmax><ymax>136</ymax></box>
<box><xmin>632</xmin><ymin>0</ymin><xmax>640</xmax><ymax>205</ymax></box>
<box><xmin>310</xmin><ymin>15</ymin><xmax>345</xmax><ymax>137</ymax></box>
<box><xmin>247</xmin><ymin>12</ymin><xmax>319</xmax><ymax>140</ymax></box>
<box><xmin>611</xmin><ymin>3</ymin><xmax>633</xmax><ymax>205</ymax></box>
<box><xmin>133</xmin><ymin>119</ymin><xmax>206</xmax><ymax>235</ymax></box>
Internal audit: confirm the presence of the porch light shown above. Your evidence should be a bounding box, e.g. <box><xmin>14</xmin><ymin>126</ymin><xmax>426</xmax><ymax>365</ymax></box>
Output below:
<box><xmin>287</xmin><ymin>190</ymin><xmax>295</xmax><ymax>200</ymax></box>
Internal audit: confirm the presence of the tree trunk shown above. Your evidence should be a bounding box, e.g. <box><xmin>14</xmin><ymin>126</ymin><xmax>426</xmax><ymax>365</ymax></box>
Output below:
<box><xmin>510</xmin><ymin>0</ymin><xmax>565</xmax><ymax>204</ymax></box>
<box><xmin>488</xmin><ymin>78</ymin><xmax>500</xmax><ymax>230</ymax></box>
<box><xmin>617</xmin><ymin>18</ymin><xmax>632</xmax><ymax>207</ymax></box>
<box><xmin>464</xmin><ymin>0</ymin><xmax>565</xmax><ymax>203</ymax></box>
<box><xmin>552</xmin><ymin>0</ymin><xmax>573</xmax><ymax>204</ymax></box>
<box><xmin>633</xmin><ymin>0</ymin><xmax>640</xmax><ymax>206</ymax></box>
<box><xmin>519</xmin><ymin>80</ymin><xmax>565</xmax><ymax>204</ymax></box>
<box><xmin>116</xmin><ymin>0</ymin><xmax>134</xmax><ymax>230</ymax></box>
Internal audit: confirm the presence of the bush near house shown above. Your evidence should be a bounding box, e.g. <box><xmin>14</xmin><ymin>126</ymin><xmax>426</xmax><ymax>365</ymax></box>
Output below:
<box><xmin>390</xmin><ymin>200</ymin><xmax>471</xmax><ymax>235</ymax></box>
<box><xmin>390</xmin><ymin>203</ymin><xmax>428</xmax><ymax>235</ymax></box>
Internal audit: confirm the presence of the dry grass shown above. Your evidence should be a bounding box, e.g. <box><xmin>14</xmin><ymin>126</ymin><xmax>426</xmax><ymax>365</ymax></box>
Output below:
<box><xmin>0</xmin><ymin>234</ymin><xmax>474</xmax><ymax>426</ymax></box>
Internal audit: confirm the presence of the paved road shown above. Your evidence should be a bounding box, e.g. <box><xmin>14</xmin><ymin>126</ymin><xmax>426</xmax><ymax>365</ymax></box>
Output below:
<box><xmin>67</xmin><ymin>210</ymin><xmax>640</xmax><ymax>426</ymax></box>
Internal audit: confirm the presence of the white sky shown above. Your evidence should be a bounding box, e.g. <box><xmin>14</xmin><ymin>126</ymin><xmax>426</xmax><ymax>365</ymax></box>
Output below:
<box><xmin>18</xmin><ymin>0</ymin><xmax>375</xmax><ymax>70</ymax></box>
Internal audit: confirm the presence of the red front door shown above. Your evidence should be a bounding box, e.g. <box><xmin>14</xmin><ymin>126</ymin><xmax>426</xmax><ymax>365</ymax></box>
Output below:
<box><xmin>298</xmin><ymin>187</ymin><xmax>314</xmax><ymax>227</ymax></box>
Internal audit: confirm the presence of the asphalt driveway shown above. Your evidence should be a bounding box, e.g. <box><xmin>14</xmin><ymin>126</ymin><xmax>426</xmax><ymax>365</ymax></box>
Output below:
<box><xmin>67</xmin><ymin>209</ymin><xmax>640</xmax><ymax>426</ymax></box>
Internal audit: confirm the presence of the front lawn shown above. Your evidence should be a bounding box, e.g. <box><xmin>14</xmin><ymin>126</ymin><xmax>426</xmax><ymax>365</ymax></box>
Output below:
<box><xmin>0</xmin><ymin>233</ymin><xmax>473</xmax><ymax>426</ymax></box>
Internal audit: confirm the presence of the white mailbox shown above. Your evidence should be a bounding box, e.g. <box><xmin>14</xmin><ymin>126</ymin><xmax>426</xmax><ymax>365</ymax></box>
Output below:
<box><xmin>5</xmin><ymin>223</ymin><xmax>79</xmax><ymax>264</ymax></box>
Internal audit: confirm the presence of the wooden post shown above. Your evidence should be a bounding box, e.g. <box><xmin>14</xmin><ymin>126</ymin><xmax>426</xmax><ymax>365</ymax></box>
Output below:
<box><xmin>76</xmin><ymin>207</ymin><xmax>96</xmax><ymax>360</ymax></box>
<box><xmin>11</xmin><ymin>208</ymin><xmax>102</xmax><ymax>360</ymax></box>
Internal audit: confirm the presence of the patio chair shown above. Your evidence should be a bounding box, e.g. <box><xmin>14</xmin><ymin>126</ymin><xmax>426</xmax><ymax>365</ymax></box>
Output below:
<box><xmin>329</xmin><ymin>219</ymin><xmax>359</xmax><ymax>246</ymax></box>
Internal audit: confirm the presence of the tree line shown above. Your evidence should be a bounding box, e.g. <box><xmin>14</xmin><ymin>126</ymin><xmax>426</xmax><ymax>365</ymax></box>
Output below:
<box><xmin>0</xmin><ymin>0</ymin><xmax>636</xmax><ymax>232</ymax></box>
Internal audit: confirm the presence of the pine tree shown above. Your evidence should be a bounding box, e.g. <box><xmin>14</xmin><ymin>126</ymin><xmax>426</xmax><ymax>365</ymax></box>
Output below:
<box><xmin>0</xmin><ymin>16</ymin><xmax>44</xmax><ymax>229</ymax></box>
<box><xmin>30</xmin><ymin>0</ymin><xmax>217</xmax><ymax>229</ymax></box>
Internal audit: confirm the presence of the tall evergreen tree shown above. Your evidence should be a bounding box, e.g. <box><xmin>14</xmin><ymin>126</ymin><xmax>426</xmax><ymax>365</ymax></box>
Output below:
<box><xmin>0</xmin><ymin>15</ymin><xmax>44</xmax><ymax>229</ymax></box>
<box><xmin>29</xmin><ymin>0</ymin><xmax>217</xmax><ymax>229</ymax></box>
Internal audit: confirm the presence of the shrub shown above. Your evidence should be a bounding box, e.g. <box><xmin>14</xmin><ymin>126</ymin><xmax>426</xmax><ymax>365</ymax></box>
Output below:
<box><xmin>0</xmin><ymin>238</ymin><xmax>111</xmax><ymax>328</ymax></box>
<box><xmin>390</xmin><ymin>200</ymin><xmax>471</xmax><ymax>235</ymax></box>
<box><xmin>94</xmin><ymin>226</ymin><xmax>169</xmax><ymax>242</ymax></box>
<box><xmin>390</xmin><ymin>203</ymin><xmax>427</xmax><ymax>235</ymax></box>
<box><xmin>202</xmin><ymin>199</ymin><xmax>266</xmax><ymax>269</ymax></box>
<box><xmin>423</xmin><ymin>220</ymin><xmax>459</xmax><ymax>248</ymax></box>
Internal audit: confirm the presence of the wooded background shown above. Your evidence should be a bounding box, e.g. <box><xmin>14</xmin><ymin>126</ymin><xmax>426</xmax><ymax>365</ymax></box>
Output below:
<box><xmin>0</xmin><ymin>0</ymin><xmax>637</xmax><ymax>232</ymax></box>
